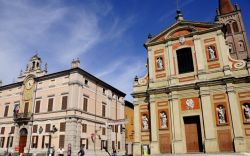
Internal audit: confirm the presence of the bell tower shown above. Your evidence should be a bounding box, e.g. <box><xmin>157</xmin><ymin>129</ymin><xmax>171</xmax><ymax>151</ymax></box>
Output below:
<box><xmin>17</xmin><ymin>54</ymin><xmax>47</xmax><ymax>82</ymax></box>
<box><xmin>215</xmin><ymin>0</ymin><xmax>250</xmax><ymax>60</ymax></box>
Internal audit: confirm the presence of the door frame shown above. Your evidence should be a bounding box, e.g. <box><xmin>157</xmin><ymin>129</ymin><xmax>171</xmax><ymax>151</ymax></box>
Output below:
<box><xmin>183</xmin><ymin>115</ymin><xmax>203</xmax><ymax>153</ymax></box>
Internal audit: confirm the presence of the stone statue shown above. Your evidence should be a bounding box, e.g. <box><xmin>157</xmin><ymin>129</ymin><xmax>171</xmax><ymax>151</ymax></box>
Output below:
<box><xmin>243</xmin><ymin>104</ymin><xmax>250</xmax><ymax>122</ymax></box>
<box><xmin>208</xmin><ymin>46</ymin><xmax>216</xmax><ymax>60</ymax></box>
<box><xmin>142</xmin><ymin>115</ymin><xmax>149</xmax><ymax>130</ymax></box>
<box><xmin>217</xmin><ymin>106</ymin><xmax>226</xmax><ymax>124</ymax></box>
<box><xmin>160</xmin><ymin>112</ymin><xmax>167</xmax><ymax>128</ymax></box>
<box><xmin>156</xmin><ymin>57</ymin><xmax>163</xmax><ymax>69</ymax></box>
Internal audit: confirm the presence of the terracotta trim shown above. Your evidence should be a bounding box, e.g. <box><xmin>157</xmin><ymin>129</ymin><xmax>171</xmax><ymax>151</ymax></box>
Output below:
<box><xmin>179</xmin><ymin>76</ymin><xmax>195</xmax><ymax>82</ymax></box>
<box><xmin>204</xmin><ymin>37</ymin><xmax>216</xmax><ymax>43</ymax></box>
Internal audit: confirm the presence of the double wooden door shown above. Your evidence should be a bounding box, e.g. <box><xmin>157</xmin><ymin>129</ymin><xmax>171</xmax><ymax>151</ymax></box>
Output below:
<box><xmin>184</xmin><ymin>116</ymin><xmax>203</xmax><ymax>153</ymax></box>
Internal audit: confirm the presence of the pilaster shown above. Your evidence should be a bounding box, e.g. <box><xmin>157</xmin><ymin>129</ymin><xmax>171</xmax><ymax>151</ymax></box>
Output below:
<box><xmin>12</xmin><ymin>123</ymin><xmax>20</xmax><ymax>152</ymax></box>
<box><xmin>69</xmin><ymin>71</ymin><xmax>82</xmax><ymax>109</ymax></box>
<box><xmin>24</xmin><ymin>122</ymin><xmax>33</xmax><ymax>153</ymax></box>
<box><xmin>193</xmin><ymin>35</ymin><xmax>206</xmax><ymax>79</ymax></box>
<box><xmin>169</xmin><ymin>91</ymin><xmax>184</xmax><ymax>153</ymax></box>
<box><xmin>200</xmin><ymin>87</ymin><xmax>219</xmax><ymax>152</ymax></box>
<box><xmin>133</xmin><ymin>103</ymin><xmax>141</xmax><ymax>156</ymax></box>
<box><xmin>149</xmin><ymin>97</ymin><xmax>160</xmax><ymax>154</ymax></box>
<box><xmin>217</xmin><ymin>30</ymin><xmax>231</xmax><ymax>76</ymax></box>
<box><xmin>167</xmin><ymin>42</ymin><xmax>177</xmax><ymax>85</ymax></box>
<box><xmin>64</xmin><ymin>117</ymin><xmax>78</xmax><ymax>155</ymax></box>
<box><xmin>226</xmin><ymin>83</ymin><xmax>246</xmax><ymax>152</ymax></box>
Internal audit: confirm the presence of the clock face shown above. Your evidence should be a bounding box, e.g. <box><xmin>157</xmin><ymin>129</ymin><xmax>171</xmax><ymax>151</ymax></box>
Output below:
<box><xmin>25</xmin><ymin>78</ymin><xmax>34</xmax><ymax>89</ymax></box>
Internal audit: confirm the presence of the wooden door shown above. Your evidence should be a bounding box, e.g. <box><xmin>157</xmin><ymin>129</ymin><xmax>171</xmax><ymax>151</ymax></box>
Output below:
<box><xmin>19</xmin><ymin>136</ymin><xmax>27</xmax><ymax>153</ymax></box>
<box><xmin>217</xmin><ymin>129</ymin><xmax>233</xmax><ymax>152</ymax></box>
<box><xmin>159</xmin><ymin>134</ymin><xmax>171</xmax><ymax>153</ymax></box>
<box><xmin>184</xmin><ymin>116</ymin><xmax>203</xmax><ymax>153</ymax></box>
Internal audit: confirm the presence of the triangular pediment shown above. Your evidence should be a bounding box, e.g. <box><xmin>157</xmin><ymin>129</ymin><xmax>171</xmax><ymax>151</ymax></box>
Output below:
<box><xmin>145</xmin><ymin>21</ymin><xmax>223</xmax><ymax>46</ymax></box>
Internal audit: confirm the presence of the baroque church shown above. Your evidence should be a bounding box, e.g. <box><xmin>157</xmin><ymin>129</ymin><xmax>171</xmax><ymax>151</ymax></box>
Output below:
<box><xmin>0</xmin><ymin>55</ymin><xmax>126</xmax><ymax>155</ymax></box>
<box><xmin>132</xmin><ymin>0</ymin><xmax>250</xmax><ymax>155</ymax></box>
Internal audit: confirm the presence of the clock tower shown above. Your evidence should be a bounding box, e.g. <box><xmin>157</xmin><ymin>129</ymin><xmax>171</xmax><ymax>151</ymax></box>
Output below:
<box><xmin>15</xmin><ymin>55</ymin><xmax>47</xmax><ymax>121</ymax></box>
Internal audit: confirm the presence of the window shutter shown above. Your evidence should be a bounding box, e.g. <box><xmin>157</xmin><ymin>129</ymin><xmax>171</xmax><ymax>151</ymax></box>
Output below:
<box><xmin>48</xmin><ymin>98</ymin><xmax>53</xmax><ymax>112</ymax></box>
<box><xmin>24</xmin><ymin>102</ymin><xmax>29</xmax><ymax>114</ymax></box>
<box><xmin>118</xmin><ymin>141</ymin><xmax>120</xmax><ymax>149</ymax></box>
<box><xmin>35</xmin><ymin>101</ymin><xmax>40</xmax><ymax>113</ymax></box>
<box><xmin>102</xmin><ymin>104</ymin><xmax>106</xmax><ymax>117</ymax></box>
<box><xmin>60</xmin><ymin>123</ymin><xmax>66</xmax><ymax>132</ymax></box>
<box><xmin>83</xmin><ymin>98</ymin><xmax>88</xmax><ymax>111</ymax></box>
<box><xmin>4</xmin><ymin>105</ymin><xmax>9</xmax><ymax>117</ymax></box>
<box><xmin>10</xmin><ymin>126</ymin><xmax>15</xmax><ymax>134</ymax></box>
<box><xmin>59</xmin><ymin>135</ymin><xmax>65</xmax><ymax>148</ymax></box>
<box><xmin>102</xmin><ymin>128</ymin><xmax>106</xmax><ymax>135</ymax></box>
<box><xmin>1</xmin><ymin>127</ymin><xmax>5</xmax><ymax>134</ymax></box>
<box><xmin>82</xmin><ymin>124</ymin><xmax>87</xmax><ymax>133</ymax></box>
<box><xmin>62</xmin><ymin>96</ymin><xmax>68</xmax><ymax>110</ymax></box>
<box><xmin>115</xmin><ymin>125</ymin><xmax>118</xmax><ymax>133</ymax></box>
<box><xmin>33</xmin><ymin>125</ymin><xmax>38</xmax><ymax>133</ymax></box>
<box><xmin>42</xmin><ymin>135</ymin><xmax>45</xmax><ymax>148</ymax></box>
<box><xmin>45</xmin><ymin>124</ymin><xmax>51</xmax><ymax>132</ymax></box>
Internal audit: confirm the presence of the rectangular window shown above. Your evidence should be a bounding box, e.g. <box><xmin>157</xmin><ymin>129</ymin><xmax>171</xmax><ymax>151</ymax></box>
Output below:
<box><xmin>61</xmin><ymin>96</ymin><xmax>68</xmax><ymax>110</ymax></box>
<box><xmin>82</xmin><ymin>124</ymin><xmax>87</xmax><ymax>133</ymax></box>
<box><xmin>10</xmin><ymin>126</ymin><xmax>15</xmax><ymax>134</ymax></box>
<box><xmin>42</xmin><ymin>135</ymin><xmax>45</xmax><ymax>148</ymax></box>
<box><xmin>8</xmin><ymin>136</ymin><xmax>13</xmax><ymax>147</ymax></box>
<box><xmin>102</xmin><ymin>104</ymin><xmax>106</xmax><ymax>117</ymax></box>
<box><xmin>102</xmin><ymin>128</ymin><xmax>106</xmax><ymax>135</ymax></box>
<box><xmin>0</xmin><ymin>137</ymin><xmax>5</xmax><ymax>148</ymax></box>
<box><xmin>115</xmin><ymin>125</ymin><xmax>118</xmax><ymax>133</ymax></box>
<box><xmin>112</xmin><ymin>141</ymin><xmax>115</xmax><ymax>150</ymax></box>
<box><xmin>32</xmin><ymin>136</ymin><xmax>38</xmax><ymax>148</ymax></box>
<box><xmin>86</xmin><ymin>139</ymin><xmax>88</xmax><ymax>149</ymax></box>
<box><xmin>176</xmin><ymin>48</ymin><xmax>194</xmax><ymax>74</ymax></box>
<box><xmin>83</xmin><ymin>97</ymin><xmax>88</xmax><ymax>112</ymax></box>
<box><xmin>120</xmin><ymin>124</ymin><xmax>123</xmax><ymax>133</ymax></box>
<box><xmin>33</xmin><ymin>125</ymin><xmax>38</xmax><ymax>133</ymax></box>
<box><xmin>101</xmin><ymin>140</ymin><xmax>105</xmax><ymax>150</ymax></box>
<box><xmin>24</xmin><ymin>102</ymin><xmax>29</xmax><ymax>115</ymax></box>
<box><xmin>45</xmin><ymin>124</ymin><xmax>51</xmax><ymax>132</ymax></box>
<box><xmin>4</xmin><ymin>105</ymin><xmax>9</xmax><ymax>117</ymax></box>
<box><xmin>112</xmin><ymin>125</ymin><xmax>114</xmax><ymax>132</ymax></box>
<box><xmin>48</xmin><ymin>98</ymin><xmax>53</xmax><ymax>112</ymax></box>
<box><xmin>118</xmin><ymin>141</ymin><xmax>120</xmax><ymax>150</ymax></box>
<box><xmin>59</xmin><ymin>135</ymin><xmax>65</xmax><ymax>148</ymax></box>
<box><xmin>60</xmin><ymin>123</ymin><xmax>66</xmax><ymax>132</ymax></box>
<box><xmin>1</xmin><ymin>127</ymin><xmax>5</xmax><ymax>134</ymax></box>
<box><xmin>35</xmin><ymin>101</ymin><xmax>40</xmax><ymax>113</ymax></box>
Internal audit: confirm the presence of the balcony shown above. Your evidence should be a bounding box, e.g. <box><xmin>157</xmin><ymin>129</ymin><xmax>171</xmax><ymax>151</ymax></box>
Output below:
<box><xmin>13</xmin><ymin>113</ymin><xmax>32</xmax><ymax>123</ymax></box>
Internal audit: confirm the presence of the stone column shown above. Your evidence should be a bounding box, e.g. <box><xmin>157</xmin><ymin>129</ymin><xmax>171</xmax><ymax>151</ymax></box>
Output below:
<box><xmin>149</xmin><ymin>97</ymin><xmax>160</xmax><ymax>154</ymax></box>
<box><xmin>133</xmin><ymin>103</ymin><xmax>141</xmax><ymax>156</ymax></box>
<box><xmin>200</xmin><ymin>87</ymin><xmax>219</xmax><ymax>152</ymax></box>
<box><xmin>64</xmin><ymin>117</ymin><xmax>78</xmax><ymax>155</ymax></box>
<box><xmin>169</xmin><ymin>91</ymin><xmax>184</xmax><ymax>153</ymax></box>
<box><xmin>226</xmin><ymin>83</ymin><xmax>245</xmax><ymax>152</ymax></box>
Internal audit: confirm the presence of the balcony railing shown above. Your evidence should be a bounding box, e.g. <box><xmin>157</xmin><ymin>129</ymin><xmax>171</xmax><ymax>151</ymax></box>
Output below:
<box><xmin>13</xmin><ymin>113</ymin><xmax>32</xmax><ymax>122</ymax></box>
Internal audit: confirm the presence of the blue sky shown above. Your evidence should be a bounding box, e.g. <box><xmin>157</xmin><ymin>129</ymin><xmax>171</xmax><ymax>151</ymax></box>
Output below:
<box><xmin>0</xmin><ymin>0</ymin><xmax>249</xmax><ymax>101</ymax></box>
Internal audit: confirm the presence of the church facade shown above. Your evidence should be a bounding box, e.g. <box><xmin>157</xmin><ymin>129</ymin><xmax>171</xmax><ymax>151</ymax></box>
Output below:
<box><xmin>0</xmin><ymin>55</ymin><xmax>126</xmax><ymax>155</ymax></box>
<box><xmin>132</xmin><ymin>1</ymin><xmax>250</xmax><ymax>155</ymax></box>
